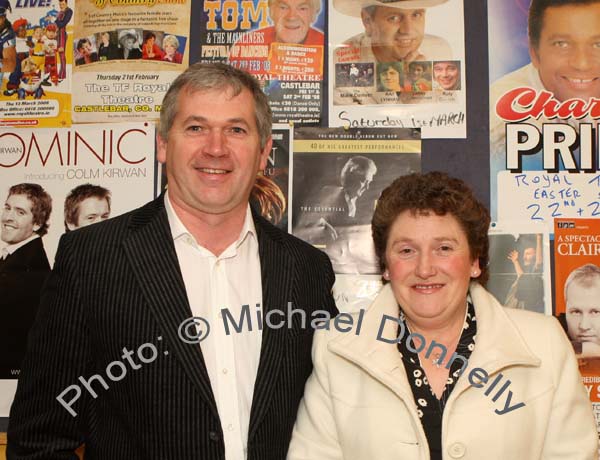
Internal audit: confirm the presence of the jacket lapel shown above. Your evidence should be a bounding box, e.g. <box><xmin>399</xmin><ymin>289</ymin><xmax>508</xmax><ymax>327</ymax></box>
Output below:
<box><xmin>122</xmin><ymin>196</ymin><xmax>218</xmax><ymax>417</ymax></box>
<box><xmin>248</xmin><ymin>213</ymin><xmax>295</xmax><ymax>440</ymax></box>
<box><xmin>328</xmin><ymin>284</ymin><xmax>416</xmax><ymax>403</ymax></box>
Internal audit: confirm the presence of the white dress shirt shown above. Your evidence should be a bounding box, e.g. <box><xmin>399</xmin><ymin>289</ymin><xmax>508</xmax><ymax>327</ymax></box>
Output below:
<box><xmin>165</xmin><ymin>192</ymin><xmax>263</xmax><ymax>460</ymax></box>
<box><xmin>1</xmin><ymin>234</ymin><xmax>40</xmax><ymax>258</ymax></box>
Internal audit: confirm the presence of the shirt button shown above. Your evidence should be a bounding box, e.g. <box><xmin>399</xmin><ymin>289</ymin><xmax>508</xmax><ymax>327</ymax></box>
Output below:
<box><xmin>208</xmin><ymin>431</ymin><xmax>220</xmax><ymax>442</ymax></box>
<box><xmin>222</xmin><ymin>368</ymin><xmax>228</xmax><ymax>374</ymax></box>
<box><xmin>227</xmin><ymin>424</ymin><xmax>234</xmax><ymax>432</ymax></box>
<box><xmin>448</xmin><ymin>442</ymin><xmax>466</xmax><ymax>458</ymax></box>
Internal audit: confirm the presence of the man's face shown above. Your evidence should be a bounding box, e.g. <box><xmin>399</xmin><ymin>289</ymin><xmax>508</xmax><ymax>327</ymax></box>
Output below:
<box><xmin>566</xmin><ymin>281</ymin><xmax>600</xmax><ymax>345</ymax></box>
<box><xmin>270</xmin><ymin>0</ymin><xmax>316</xmax><ymax>44</ymax></box>
<box><xmin>343</xmin><ymin>167</ymin><xmax>375</xmax><ymax>199</ymax></box>
<box><xmin>433</xmin><ymin>61</ymin><xmax>459</xmax><ymax>90</ymax></box>
<box><xmin>156</xmin><ymin>87</ymin><xmax>272</xmax><ymax>219</ymax></box>
<box><xmin>380</xmin><ymin>66</ymin><xmax>401</xmax><ymax>91</ymax></box>
<box><xmin>1</xmin><ymin>194</ymin><xmax>38</xmax><ymax>245</ymax></box>
<box><xmin>409</xmin><ymin>64</ymin><xmax>424</xmax><ymax>81</ymax></box>
<box><xmin>523</xmin><ymin>246</ymin><xmax>536</xmax><ymax>266</ymax></box>
<box><xmin>362</xmin><ymin>6</ymin><xmax>426</xmax><ymax>62</ymax></box>
<box><xmin>530</xmin><ymin>3</ymin><xmax>600</xmax><ymax>102</ymax></box>
<box><xmin>68</xmin><ymin>197</ymin><xmax>110</xmax><ymax>230</ymax></box>
<box><xmin>59</xmin><ymin>0</ymin><xmax>67</xmax><ymax>11</ymax></box>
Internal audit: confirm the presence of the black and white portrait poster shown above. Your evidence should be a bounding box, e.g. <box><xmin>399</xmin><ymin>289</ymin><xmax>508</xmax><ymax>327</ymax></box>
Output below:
<box><xmin>292</xmin><ymin>127</ymin><xmax>421</xmax><ymax>275</ymax></box>
<box><xmin>487</xmin><ymin>221</ymin><xmax>552</xmax><ymax>316</ymax></box>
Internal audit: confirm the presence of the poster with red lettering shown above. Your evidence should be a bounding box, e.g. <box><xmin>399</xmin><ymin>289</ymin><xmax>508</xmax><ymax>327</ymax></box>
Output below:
<box><xmin>488</xmin><ymin>0</ymin><xmax>600</xmax><ymax>223</ymax></box>
<box><xmin>198</xmin><ymin>0</ymin><xmax>325</xmax><ymax>125</ymax></box>
<box><xmin>554</xmin><ymin>218</ymin><xmax>600</xmax><ymax>448</ymax></box>
<box><xmin>0</xmin><ymin>123</ymin><xmax>156</xmax><ymax>415</ymax></box>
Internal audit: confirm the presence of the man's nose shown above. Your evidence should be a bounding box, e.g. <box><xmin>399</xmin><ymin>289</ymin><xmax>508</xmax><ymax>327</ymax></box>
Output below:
<box><xmin>580</xmin><ymin>313</ymin><xmax>592</xmax><ymax>330</ymax></box>
<box><xmin>569</xmin><ymin>45</ymin><xmax>593</xmax><ymax>71</ymax></box>
<box><xmin>203</xmin><ymin>130</ymin><xmax>226</xmax><ymax>156</ymax></box>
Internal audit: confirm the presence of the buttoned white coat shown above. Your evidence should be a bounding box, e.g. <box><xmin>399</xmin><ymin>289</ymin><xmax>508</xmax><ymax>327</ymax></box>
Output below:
<box><xmin>287</xmin><ymin>282</ymin><xmax>598</xmax><ymax>460</ymax></box>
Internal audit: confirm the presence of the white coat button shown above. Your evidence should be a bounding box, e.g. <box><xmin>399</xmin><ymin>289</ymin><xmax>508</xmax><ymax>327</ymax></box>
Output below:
<box><xmin>448</xmin><ymin>442</ymin><xmax>466</xmax><ymax>458</ymax></box>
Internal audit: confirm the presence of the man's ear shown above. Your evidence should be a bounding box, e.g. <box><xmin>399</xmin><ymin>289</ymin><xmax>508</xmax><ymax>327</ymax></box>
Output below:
<box><xmin>32</xmin><ymin>223</ymin><xmax>40</xmax><ymax>232</ymax></box>
<box><xmin>156</xmin><ymin>133</ymin><xmax>167</xmax><ymax>164</ymax></box>
<box><xmin>529</xmin><ymin>44</ymin><xmax>540</xmax><ymax>69</ymax></box>
<box><xmin>259</xmin><ymin>136</ymin><xmax>273</xmax><ymax>171</ymax></box>
<box><xmin>361</xmin><ymin>9</ymin><xmax>373</xmax><ymax>36</ymax></box>
<box><xmin>66</xmin><ymin>222</ymin><xmax>77</xmax><ymax>231</ymax></box>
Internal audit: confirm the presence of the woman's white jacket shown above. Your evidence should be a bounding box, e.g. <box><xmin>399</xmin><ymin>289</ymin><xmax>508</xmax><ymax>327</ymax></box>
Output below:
<box><xmin>287</xmin><ymin>282</ymin><xmax>598</xmax><ymax>459</ymax></box>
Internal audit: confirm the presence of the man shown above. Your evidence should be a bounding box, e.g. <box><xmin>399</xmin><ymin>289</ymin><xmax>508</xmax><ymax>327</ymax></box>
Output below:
<box><xmin>228</xmin><ymin>0</ymin><xmax>323</xmax><ymax>75</ymax></box>
<box><xmin>0</xmin><ymin>0</ymin><xmax>16</xmax><ymax>88</ymax></box>
<box><xmin>55</xmin><ymin>0</ymin><xmax>72</xmax><ymax>80</ymax></box>
<box><xmin>74</xmin><ymin>38</ymin><xmax>98</xmax><ymax>66</ymax></box>
<box><xmin>403</xmin><ymin>61</ymin><xmax>432</xmax><ymax>92</ymax></box>
<box><xmin>43</xmin><ymin>23</ymin><xmax>59</xmax><ymax>85</ymax></box>
<box><xmin>564</xmin><ymin>264</ymin><xmax>600</xmax><ymax>356</ymax></box>
<box><xmin>333</xmin><ymin>0</ymin><xmax>452</xmax><ymax>65</ymax></box>
<box><xmin>3</xmin><ymin>17</ymin><xmax>27</xmax><ymax>96</ymax></box>
<box><xmin>490</xmin><ymin>0</ymin><xmax>600</xmax><ymax>154</ymax></box>
<box><xmin>505</xmin><ymin>235</ymin><xmax>544</xmax><ymax>313</ymax></box>
<box><xmin>8</xmin><ymin>63</ymin><xmax>337</xmax><ymax>460</ymax></box>
<box><xmin>433</xmin><ymin>60</ymin><xmax>460</xmax><ymax>90</ymax></box>
<box><xmin>63</xmin><ymin>184</ymin><xmax>111</xmax><ymax>231</ymax></box>
<box><xmin>0</xmin><ymin>183</ymin><xmax>52</xmax><ymax>378</ymax></box>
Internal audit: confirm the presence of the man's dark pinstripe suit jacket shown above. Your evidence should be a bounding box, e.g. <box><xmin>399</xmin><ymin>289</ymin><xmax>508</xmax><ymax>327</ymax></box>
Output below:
<box><xmin>7</xmin><ymin>195</ymin><xmax>338</xmax><ymax>460</ymax></box>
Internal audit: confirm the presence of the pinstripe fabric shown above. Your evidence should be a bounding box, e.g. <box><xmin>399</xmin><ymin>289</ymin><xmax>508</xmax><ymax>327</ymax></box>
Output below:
<box><xmin>7</xmin><ymin>195</ymin><xmax>337</xmax><ymax>460</ymax></box>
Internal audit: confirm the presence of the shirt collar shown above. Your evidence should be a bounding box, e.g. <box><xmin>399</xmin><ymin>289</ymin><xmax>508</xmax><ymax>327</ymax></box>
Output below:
<box><xmin>4</xmin><ymin>233</ymin><xmax>40</xmax><ymax>256</ymax></box>
<box><xmin>164</xmin><ymin>190</ymin><xmax>257</xmax><ymax>254</ymax></box>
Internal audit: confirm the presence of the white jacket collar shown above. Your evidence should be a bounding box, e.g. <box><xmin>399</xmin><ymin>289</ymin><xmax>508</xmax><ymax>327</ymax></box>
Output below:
<box><xmin>328</xmin><ymin>282</ymin><xmax>541</xmax><ymax>402</ymax></box>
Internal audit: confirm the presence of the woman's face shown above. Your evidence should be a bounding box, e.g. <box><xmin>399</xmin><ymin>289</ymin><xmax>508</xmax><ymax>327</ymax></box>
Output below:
<box><xmin>124</xmin><ymin>37</ymin><xmax>135</xmax><ymax>50</ymax></box>
<box><xmin>380</xmin><ymin>66</ymin><xmax>401</xmax><ymax>91</ymax></box>
<box><xmin>164</xmin><ymin>42</ymin><xmax>176</xmax><ymax>57</ymax></box>
<box><xmin>384</xmin><ymin>210</ymin><xmax>479</xmax><ymax>327</ymax></box>
<box><xmin>101</xmin><ymin>33</ymin><xmax>109</xmax><ymax>45</ymax></box>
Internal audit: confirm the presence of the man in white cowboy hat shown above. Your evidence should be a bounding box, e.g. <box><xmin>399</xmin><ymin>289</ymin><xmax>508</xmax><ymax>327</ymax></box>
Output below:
<box><xmin>332</xmin><ymin>0</ymin><xmax>452</xmax><ymax>65</ymax></box>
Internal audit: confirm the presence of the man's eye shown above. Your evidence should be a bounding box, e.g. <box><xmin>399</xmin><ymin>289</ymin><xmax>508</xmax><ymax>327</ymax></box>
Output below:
<box><xmin>230</xmin><ymin>126</ymin><xmax>246</xmax><ymax>134</ymax></box>
<box><xmin>552</xmin><ymin>40</ymin><xmax>569</xmax><ymax>48</ymax></box>
<box><xmin>187</xmin><ymin>126</ymin><xmax>203</xmax><ymax>132</ymax></box>
<box><xmin>438</xmin><ymin>245</ymin><xmax>453</xmax><ymax>252</ymax></box>
<box><xmin>568</xmin><ymin>309</ymin><xmax>582</xmax><ymax>316</ymax></box>
<box><xmin>591</xmin><ymin>310</ymin><xmax>600</xmax><ymax>316</ymax></box>
<box><xmin>412</xmin><ymin>11</ymin><xmax>423</xmax><ymax>19</ymax></box>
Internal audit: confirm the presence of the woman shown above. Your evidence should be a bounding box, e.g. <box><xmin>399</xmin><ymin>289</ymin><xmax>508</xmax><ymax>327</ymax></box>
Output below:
<box><xmin>162</xmin><ymin>34</ymin><xmax>182</xmax><ymax>64</ymax></box>
<box><xmin>288</xmin><ymin>172</ymin><xmax>597</xmax><ymax>459</ymax></box>
<box><xmin>119</xmin><ymin>31</ymin><xmax>142</xmax><ymax>60</ymax></box>
<box><xmin>98</xmin><ymin>32</ymin><xmax>119</xmax><ymax>61</ymax></box>
<box><xmin>142</xmin><ymin>31</ymin><xmax>163</xmax><ymax>60</ymax></box>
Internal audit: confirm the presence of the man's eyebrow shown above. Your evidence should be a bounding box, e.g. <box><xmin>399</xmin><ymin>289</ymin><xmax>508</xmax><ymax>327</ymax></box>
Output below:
<box><xmin>181</xmin><ymin>115</ymin><xmax>250</xmax><ymax>126</ymax></box>
<box><xmin>545</xmin><ymin>33</ymin><xmax>600</xmax><ymax>40</ymax></box>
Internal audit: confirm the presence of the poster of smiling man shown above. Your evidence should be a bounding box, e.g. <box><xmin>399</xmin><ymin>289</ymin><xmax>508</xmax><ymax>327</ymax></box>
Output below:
<box><xmin>489</xmin><ymin>0</ymin><xmax>600</xmax><ymax>223</ymax></box>
<box><xmin>329</xmin><ymin>0</ymin><xmax>466</xmax><ymax>138</ymax></box>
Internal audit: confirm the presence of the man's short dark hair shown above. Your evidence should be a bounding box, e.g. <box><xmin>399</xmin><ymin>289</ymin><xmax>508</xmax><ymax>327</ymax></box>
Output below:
<box><xmin>529</xmin><ymin>0</ymin><xmax>600</xmax><ymax>48</ymax></box>
<box><xmin>64</xmin><ymin>183</ymin><xmax>111</xmax><ymax>231</ymax></box>
<box><xmin>8</xmin><ymin>183</ymin><xmax>52</xmax><ymax>236</ymax></box>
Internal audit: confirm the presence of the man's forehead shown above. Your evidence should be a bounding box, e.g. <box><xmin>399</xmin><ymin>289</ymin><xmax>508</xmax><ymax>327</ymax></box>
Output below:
<box><xmin>6</xmin><ymin>194</ymin><xmax>33</xmax><ymax>210</ymax></box>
